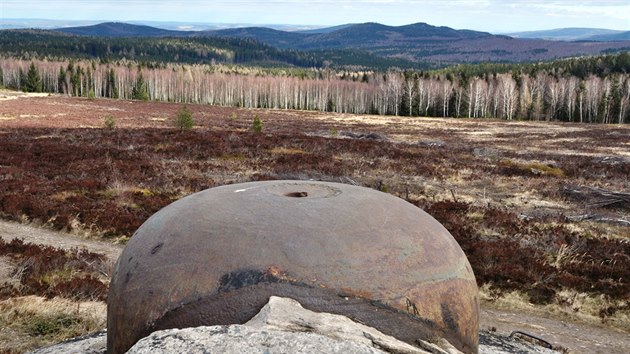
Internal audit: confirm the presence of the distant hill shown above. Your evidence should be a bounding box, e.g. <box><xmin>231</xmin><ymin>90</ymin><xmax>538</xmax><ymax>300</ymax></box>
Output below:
<box><xmin>0</xmin><ymin>18</ymin><xmax>102</xmax><ymax>30</ymax></box>
<box><xmin>586</xmin><ymin>31</ymin><xmax>630</xmax><ymax>42</ymax></box>
<box><xmin>507</xmin><ymin>28</ymin><xmax>624</xmax><ymax>41</ymax></box>
<box><xmin>303</xmin><ymin>22</ymin><xmax>491</xmax><ymax>49</ymax></box>
<box><xmin>55</xmin><ymin>22</ymin><xmax>190</xmax><ymax>37</ymax></box>
<box><xmin>209</xmin><ymin>22</ymin><xmax>492</xmax><ymax>50</ymax></box>
<box><xmin>297</xmin><ymin>24</ymin><xmax>356</xmax><ymax>34</ymax></box>
<box><xmin>509</xmin><ymin>28</ymin><xmax>630</xmax><ymax>42</ymax></box>
<box><xmin>201</xmin><ymin>27</ymin><xmax>306</xmax><ymax>47</ymax></box>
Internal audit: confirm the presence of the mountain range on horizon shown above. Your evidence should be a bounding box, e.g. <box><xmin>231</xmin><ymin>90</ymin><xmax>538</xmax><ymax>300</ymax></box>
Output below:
<box><xmin>2</xmin><ymin>21</ymin><xmax>630</xmax><ymax>66</ymax></box>
<box><xmin>0</xmin><ymin>18</ymin><xmax>326</xmax><ymax>32</ymax></box>
<box><xmin>49</xmin><ymin>22</ymin><xmax>630</xmax><ymax>63</ymax></box>
<box><xmin>506</xmin><ymin>28</ymin><xmax>630</xmax><ymax>42</ymax></box>
<box><xmin>51</xmin><ymin>21</ymin><xmax>630</xmax><ymax>45</ymax></box>
<box><xmin>2</xmin><ymin>18</ymin><xmax>629</xmax><ymax>41</ymax></box>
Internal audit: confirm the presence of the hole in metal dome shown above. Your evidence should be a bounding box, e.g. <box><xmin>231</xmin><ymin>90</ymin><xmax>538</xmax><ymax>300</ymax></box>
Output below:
<box><xmin>284</xmin><ymin>191</ymin><xmax>308</xmax><ymax>198</ymax></box>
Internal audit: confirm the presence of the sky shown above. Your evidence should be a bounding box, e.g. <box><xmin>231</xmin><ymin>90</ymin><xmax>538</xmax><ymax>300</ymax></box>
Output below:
<box><xmin>1</xmin><ymin>0</ymin><xmax>629</xmax><ymax>33</ymax></box>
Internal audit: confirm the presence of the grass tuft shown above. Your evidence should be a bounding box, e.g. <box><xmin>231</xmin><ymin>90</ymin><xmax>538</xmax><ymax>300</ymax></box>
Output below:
<box><xmin>499</xmin><ymin>159</ymin><xmax>565</xmax><ymax>177</ymax></box>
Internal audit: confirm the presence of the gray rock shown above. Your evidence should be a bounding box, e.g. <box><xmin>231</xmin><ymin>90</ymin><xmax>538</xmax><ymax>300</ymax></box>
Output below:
<box><xmin>417</xmin><ymin>140</ymin><xmax>446</xmax><ymax>148</ymax></box>
<box><xmin>28</xmin><ymin>330</ymin><xmax>106</xmax><ymax>354</ymax></box>
<box><xmin>472</xmin><ymin>147</ymin><xmax>501</xmax><ymax>159</ymax></box>
<box><xmin>128</xmin><ymin>325</ymin><xmax>387</xmax><ymax>354</ymax></box>
<box><xmin>245</xmin><ymin>296</ymin><xmax>432</xmax><ymax>354</ymax></box>
<box><xmin>340</xmin><ymin>131</ymin><xmax>388</xmax><ymax>140</ymax></box>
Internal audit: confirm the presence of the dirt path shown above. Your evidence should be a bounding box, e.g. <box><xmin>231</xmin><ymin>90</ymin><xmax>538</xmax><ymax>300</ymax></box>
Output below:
<box><xmin>0</xmin><ymin>220</ymin><xmax>123</xmax><ymax>261</ymax></box>
<box><xmin>480</xmin><ymin>306</ymin><xmax>630</xmax><ymax>353</ymax></box>
<box><xmin>1</xmin><ymin>220</ymin><xmax>628</xmax><ymax>353</ymax></box>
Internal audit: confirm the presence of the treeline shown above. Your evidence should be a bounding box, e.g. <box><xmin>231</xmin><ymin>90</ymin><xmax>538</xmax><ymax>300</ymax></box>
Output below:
<box><xmin>0</xmin><ymin>30</ymin><xmax>420</xmax><ymax>70</ymax></box>
<box><xmin>440</xmin><ymin>52</ymin><xmax>630</xmax><ymax>80</ymax></box>
<box><xmin>1</xmin><ymin>57</ymin><xmax>628</xmax><ymax>123</ymax></box>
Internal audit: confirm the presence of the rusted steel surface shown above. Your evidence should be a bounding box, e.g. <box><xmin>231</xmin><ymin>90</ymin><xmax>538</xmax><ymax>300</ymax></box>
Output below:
<box><xmin>107</xmin><ymin>181</ymin><xmax>479</xmax><ymax>353</ymax></box>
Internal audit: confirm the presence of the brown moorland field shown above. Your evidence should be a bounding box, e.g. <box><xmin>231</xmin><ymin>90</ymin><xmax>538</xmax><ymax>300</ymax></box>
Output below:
<box><xmin>0</xmin><ymin>91</ymin><xmax>629</xmax><ymax>352</ymax></box>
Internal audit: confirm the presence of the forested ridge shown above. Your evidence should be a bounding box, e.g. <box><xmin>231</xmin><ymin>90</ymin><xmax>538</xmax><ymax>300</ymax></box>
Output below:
<box><xmin>0</xmin><ymin>29</ymin><xmax>319</xmax><ymax>67</ymax></box>
<box><xmin>3</xmin><ymin>52</ymin><xmax>629</xmax><ymax>123</ymax></box>
<box><xmin>0</xmin><ymin>29</ymin><xmax>419</xmax><ymax>70</ymax></box>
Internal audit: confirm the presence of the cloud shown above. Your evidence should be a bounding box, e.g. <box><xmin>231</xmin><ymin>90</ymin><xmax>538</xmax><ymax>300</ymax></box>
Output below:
<box><xmin>522</xmin><ymin>0</ymin><xmax>630</xmax><ymax>21</ymax></box>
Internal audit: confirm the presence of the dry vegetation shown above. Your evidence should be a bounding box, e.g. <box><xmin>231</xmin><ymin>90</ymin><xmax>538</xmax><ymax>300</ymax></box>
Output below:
<box><xmin>0</xmin><ymin>239</ymin><xmax>109</xmax><ymax>302</ymax></box>
<box><xmin>0</xmin><ymin>92</ymin><xmax>629</xmax><ymax>351</ymax></box>
<box><xmin>0</xmin><ymin>295</ymin><xmax>105</xmax><ymax>353</ymax></box>
<box><xmin>0</xmin><ymin>236</ymin><xmax>110</xmax><ymax>353</ymax></box>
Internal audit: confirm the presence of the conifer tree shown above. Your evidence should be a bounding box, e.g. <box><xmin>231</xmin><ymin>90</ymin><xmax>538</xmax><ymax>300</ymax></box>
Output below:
<box><xmin>174</xmin><ymin>106</ymin><xmax>194</xmax><ymax>131</ymax></box>
<box><xmin>58</xmin><ymin>66</ymin><xmax>67</xmax><ymax>94</ymax></box>
<box><xmin>71</xmin><ymin>66</ymin><xmax>81</xmax><ymax>96</ymax></box>
<box><xmin>23</xmin><ymin>62</ymin><xmax>42</xmax><ymax>93</ymax></box>
<box><xmin>107</xmin><ymin>68</ymin><xmax>118</xmax><ymax>98</ymax></box>
<box><xmin>132</xmin><ymin>71</ymin><xmax>149</xmax><ymax>101</ymax></box>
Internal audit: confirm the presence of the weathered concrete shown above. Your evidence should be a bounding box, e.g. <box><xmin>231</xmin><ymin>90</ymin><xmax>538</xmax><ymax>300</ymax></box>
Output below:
<box><xmin>107</xmin><ymin>181</ymin><xmax>479</xmax><ymax>353</ymax></box>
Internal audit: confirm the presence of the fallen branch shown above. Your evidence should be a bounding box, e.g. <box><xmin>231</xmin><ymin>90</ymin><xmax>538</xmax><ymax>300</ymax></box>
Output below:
<box><xmin>562</xmin><ymin>186</ymin><xmax>630</xmax><ymax>210</ymax></box>
<box><xmin>566</xmin><ymin>214</ymin><xmax>630</xmax><ymax>226</ymax></box>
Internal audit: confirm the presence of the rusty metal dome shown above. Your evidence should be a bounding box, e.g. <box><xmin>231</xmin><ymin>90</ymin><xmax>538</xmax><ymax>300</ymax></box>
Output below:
<box><xmin>107</xmin><ymin>181</ymin><xmax>479</xmax><ymax>353</ymax></box>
